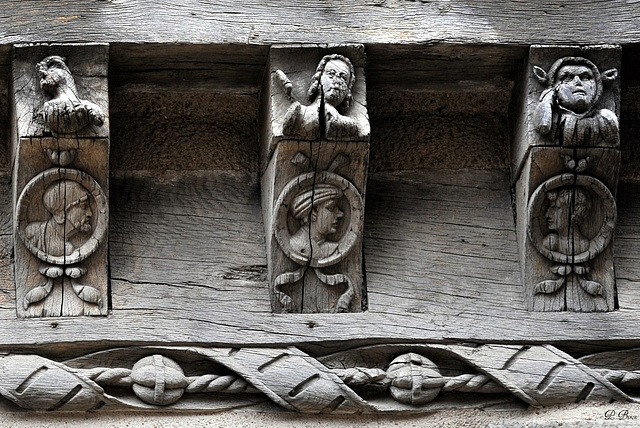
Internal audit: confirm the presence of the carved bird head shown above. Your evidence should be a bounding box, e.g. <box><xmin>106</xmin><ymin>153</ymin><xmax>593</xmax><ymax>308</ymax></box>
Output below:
<box><xmin>36</xmin><ymin>56</ymin><xmax>74</xmax><ymax>94</ymax></box>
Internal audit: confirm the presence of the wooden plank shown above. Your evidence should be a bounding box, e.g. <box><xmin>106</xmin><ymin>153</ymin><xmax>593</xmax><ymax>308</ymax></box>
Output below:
<box><xmin>0</xmin><ymin>170</ymin><xmax>637</xmax><ymax>347</ymax></box>
<box><xmin>109</xmin><ymin>43</ymin><xmax>267</xmax><ymax>93</ymax></box>
<box><xmin>0</xmin><ymin>1</ymin><xmax>638</xmax><ymax>46</ymax></box>
<box><xmin>109</xmin><ymin>92</ymin><xmax>259</xmax><ymax>172</ymax></box>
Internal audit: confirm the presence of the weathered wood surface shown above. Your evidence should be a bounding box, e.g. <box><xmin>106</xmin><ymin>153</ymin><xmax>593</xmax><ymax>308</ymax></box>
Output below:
<box><xmin>0</xmin><ymin>1</ymin><xmax>639</xmax><ymax>46</ymax></box>
<box><xmin>0</xmin><ymin>169</ymin><xmax>637</xmax><ymax>346</ymax></box>
<box><xmin>262</xmin><ymin>46</ymin><xmax>369</xmax><ymax>314</ymax></box>
<box><xmin>511</xmin><ymin>46</ymin><xmax>621</xmax><ymax>312</ymax></box>
<box><xmin>11</xmin><ymin>46</ymin><xmax>110</xmax><ymax>317</ymax></box>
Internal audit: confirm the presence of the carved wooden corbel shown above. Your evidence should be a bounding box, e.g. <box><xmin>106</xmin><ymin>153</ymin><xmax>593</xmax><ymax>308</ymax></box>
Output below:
<box><xmin>10</xmin><ymin>45</ymin><xmax>110</xmax><ymax>317</ymax></box>
<box><xmin>260</xmin><ymin>45</ymin><xmax>370</xmax><ymax>313</ymax></box>
<box><xmin>512</xmin><ymin>45</ymin><xmax>621</xmax><ymax>312</ymax></box>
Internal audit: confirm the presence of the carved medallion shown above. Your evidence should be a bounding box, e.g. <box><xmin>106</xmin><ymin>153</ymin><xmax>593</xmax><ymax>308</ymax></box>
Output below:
<box><xmin>274</xmin><ymin>171</ymin><xmax>363</xmax><ymax>268</ymax></box>
<box><xmin>528</xmin><ymin>174</ymin><xmax>616</xmax><ymax>265</ymax></box>
<box><xmin>17</xmin><ymin>168</ymin><xmax>108</xmax><ymax>266</ymax></box>
<box><xmin>528</xmin><ymin>172</ymin><xmax>616</xmax><ymax>304</ymax></box>
<box><xmin>11</xmin><ymin>46</ymin><xmax>110</xmax><ymax>317</ymax></box>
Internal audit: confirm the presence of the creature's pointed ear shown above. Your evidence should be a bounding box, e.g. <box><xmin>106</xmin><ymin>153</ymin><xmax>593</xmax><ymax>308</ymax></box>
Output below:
<box><xmin>533</xmin><ymin>65</ymin><xmax>548</xmax><ymax>84</ymax></box>
<box><xmin>602</xmin><ymin>68</ymin><xmax>618</xmax><ymax>84</ymax></box>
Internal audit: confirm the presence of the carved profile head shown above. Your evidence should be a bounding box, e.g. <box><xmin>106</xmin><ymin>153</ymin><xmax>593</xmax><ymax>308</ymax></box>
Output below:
<box><xmin>545</xmin><ymin>188</ymin><xmax>591</xmax><ymax>234</ymax></box>
<box><xmin>42</xmin><ymin>180</ymin><xmax>93</xmax><ymax>237</ymax></box>
<box><xmin>291</xmin><ymin>184</ymin><xmax>344</xmax><ymax>238</ymax></box>
<box><xmin>533</xmin><ymin>57</ymin><xmax>617</xmax><ymax>116</ymax></box>
<box><xmin>307</xmin><ymin>54</ymin><xmax>355</xmax><ymax>112</ymax></box>
<box><xmin>36</xmin><ymin>56</ymin><xmax>74</xmax><ymax>94</ymax></box>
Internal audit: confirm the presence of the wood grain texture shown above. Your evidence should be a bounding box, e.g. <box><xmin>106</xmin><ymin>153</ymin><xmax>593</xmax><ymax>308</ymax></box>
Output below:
<box><xmin>0</xmin><ymin>1</ymin><xmax>638</xmax><ymax>46</ymax></box>
<box><xmin>0</xmin><ymin>170</ymin><xmax>637</xmax><ymax>348</ymax></box>
<box><xmin>11</xmin><ymin>45</ymin><xmax>110</xmax><ymax>317</ymax></box>
<box><xmin>109</xmin><ymin>92</ymin><xmax>259</xmax><ymax>172</ymax></box>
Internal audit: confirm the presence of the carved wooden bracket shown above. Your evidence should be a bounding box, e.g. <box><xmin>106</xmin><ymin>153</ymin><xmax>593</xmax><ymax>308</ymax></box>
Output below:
<box><xmin>260</xmin><ymin>45</ymin><xmax>369</xmax><ymax>313</ymax></box>
<box><xmin>10</xmin><ymin>44</ymin><xmax>110</xmax><ymax>317</ymax></box>
<box><xmin>512</xmin><ymin>45</ymin><xmax>621</xmax><ymax>312</ymax></box>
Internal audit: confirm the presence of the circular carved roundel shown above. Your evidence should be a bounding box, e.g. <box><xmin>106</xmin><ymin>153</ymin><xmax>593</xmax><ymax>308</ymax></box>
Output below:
<box><xmin>16</xmin><ymin>168</ymin><xmax>108</xmax><ymax>265</ymax></box>
<box><xmin>528</xmin><ymin>173</ymin><xmax>616</xmax><ymax>264</ymax></box>
<box><xmin>273</xmin><ymin>171</ymin><xmax>364</xmax><ymax>268</ymax></box>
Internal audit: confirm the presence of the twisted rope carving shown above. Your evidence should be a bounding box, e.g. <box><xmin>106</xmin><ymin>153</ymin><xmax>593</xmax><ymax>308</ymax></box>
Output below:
<box><xmin>82</xmin><ymin>367</ymin><xmax>259</xmax><ymax>394</ymax></box>
<box><xmin>334</xmin><ymin>368</ymin><xmax>505</xmax><ymax>393</ymax></box>
<box><xmin>81</xmin><ymin>361</ymin><xmax>640</xmax><ymax>405</ymax></box>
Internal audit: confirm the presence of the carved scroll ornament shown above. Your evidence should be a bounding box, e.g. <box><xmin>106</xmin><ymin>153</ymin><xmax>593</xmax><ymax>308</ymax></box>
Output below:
<box><xmin>1</xmin><ymin>343</ymin><xmax>638</xmax><ymax>413</ymax></box>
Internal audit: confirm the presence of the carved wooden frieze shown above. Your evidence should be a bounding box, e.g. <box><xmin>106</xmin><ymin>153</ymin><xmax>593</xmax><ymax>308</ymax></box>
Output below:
<box><xmin>0</xmin><ymin>343</ymin><xmax>638</xmax><ymax>412</ymax></box>
<box><xmin>512</xmin><ymin>46</ymin><xmax>621</xmax><ymax>312</ymax></box>
<box><xmin>11</xmin><ymin>45</ymin><xmax>110</xmax><ymax>317</ymax></box>
<box><xmin>261</xmin><ymin>45</ymin><xmax>369</xmax><ymax>313</ymax></box>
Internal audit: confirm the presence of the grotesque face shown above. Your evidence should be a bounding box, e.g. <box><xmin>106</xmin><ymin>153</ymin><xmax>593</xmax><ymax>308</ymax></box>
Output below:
<box><xmin>555</xmin><ymin>65</ymin><xmax>597</xmax><ymax>114</ymax></box>
<box><xmin>312</xmin><ymin>198</ymin><xmax>344</xmax><ymax>238</ymax></box>
<box><xmin>320</xmin><ymin>59</ymin><xmax>351</xmax><ymax>107</ymax></box>
<box><xmin>65</xmin><ymin>197</ymin><xmax>93</xmax><ymax>236</ymax></box>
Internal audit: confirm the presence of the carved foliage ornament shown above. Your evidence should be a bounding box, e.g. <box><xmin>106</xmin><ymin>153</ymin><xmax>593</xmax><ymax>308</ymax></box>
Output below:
<box><xmin>0</xmin><ymin>344</ymin><xmax>638</xmax><ymax>412</ymax></box>
<box><xmin>532</xmin><ymin>56</ymin><xmax>619</xmax><ymax>146</ymax></box>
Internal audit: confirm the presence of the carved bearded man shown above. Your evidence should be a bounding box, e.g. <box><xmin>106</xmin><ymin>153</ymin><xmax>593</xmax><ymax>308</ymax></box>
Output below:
<box><xmin>281</xmin><ymin>54</ymin><xmax>360</xmax><ymax>140</ymax></box>
<box><xmin>25</xmin><ymin>180</ymin><xmax>93</xmax><ymax>257</ymax></box>
<box><xmin>289</xmin><ymin>184</ymin><xmax>344</xmax><ymax>261</ymax></box>
<box><xmin>533</xmin><ymin>57</ymin><xmax>618</xmax><ymax>146</ymax></box>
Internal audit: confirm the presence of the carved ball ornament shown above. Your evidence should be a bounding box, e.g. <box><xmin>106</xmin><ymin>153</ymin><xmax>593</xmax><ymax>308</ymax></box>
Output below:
<box><xmin>528</xmin><ymin>173</ymin><xmax>616</xmax><ymax>263</ymax></box>
<box><xmin>130</xmin><ymin>355</ymin><xmax>188</xmax><ymax>406</ymax></box>
<box><xmin>274</xmin><ymin>171</ymin><xmax>364</xmax><ymax>268</ymax></box>
<box><xmin>386</xmin><ymin>353</ymin><xmax>442</xmax><ymax>405</ymax></box>
<box><xmin>16</xmin><ymin>168</ymin><xmax>108</xmax><ymax>265</ymax></box>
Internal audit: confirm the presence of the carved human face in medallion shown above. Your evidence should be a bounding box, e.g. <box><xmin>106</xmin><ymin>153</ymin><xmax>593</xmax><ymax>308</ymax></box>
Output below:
<box><xmin>555</xmin><ymin>65</ymin><xmax>596</xmax><ymax>114</ymax></box>
<box><xmin>545</xmin><ymin>199</ymin><xmax>569</xmax><ymax>234</ymax></box>
<box><xmin>65</xmin><ymin>197</ymin><xmax>93</xmax><ymax>236</ymax></box>
<box><xmin>313</xmin><ymin>198</ymin><xmax>344</xmax><ymax>238</ymax></box>
<box><xmin>321</xmin><ymin>59</ymin><xmax>351</xmax><ymax>107</ymax></box>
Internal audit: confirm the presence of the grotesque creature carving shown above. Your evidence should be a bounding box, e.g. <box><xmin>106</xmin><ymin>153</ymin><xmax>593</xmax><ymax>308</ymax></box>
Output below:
<box><xmin>532</xmin><ymin>56</ymin><xmax>618</xmax><ymax>146</ymax></box>
<box><xmin>36</xmin><ymin>56</ymin><xmax>105</xmax><ymax>134</ymax></box>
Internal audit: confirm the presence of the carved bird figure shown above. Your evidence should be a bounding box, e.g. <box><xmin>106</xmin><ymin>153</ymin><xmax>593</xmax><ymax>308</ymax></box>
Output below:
<box><xmin>36</xmin><ymin>55</ymin><xmax>105</xmax><ymax>134</ymax></box>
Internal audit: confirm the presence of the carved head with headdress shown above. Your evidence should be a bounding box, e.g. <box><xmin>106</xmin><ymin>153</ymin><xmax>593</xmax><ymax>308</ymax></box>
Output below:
<box><xmin>42</xmin><ymin>180</ymin><xmax>93</xmax><ymax>235</ymax></box>
<box><xmin>291</xmin><ymin>184</ymin><xmax>344</xmax><ymax>237</ymax></box>
<box><xmin>36</xmin><ymin>56</ymin><xmax>75</xmax><ymax>95</ymax></box>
